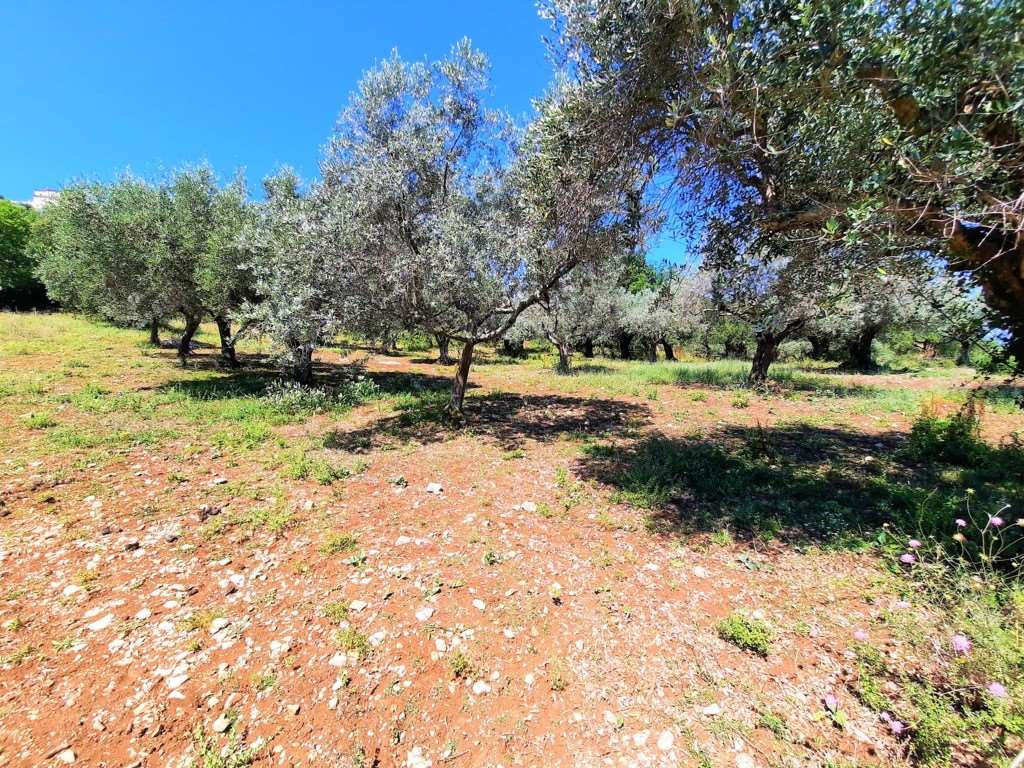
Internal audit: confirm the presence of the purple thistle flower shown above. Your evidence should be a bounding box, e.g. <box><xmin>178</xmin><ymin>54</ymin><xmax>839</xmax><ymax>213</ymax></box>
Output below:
<box><xmin>990</xmin><ymin>516</ymin><xmax>1005</xmax><ymax>527</ymax></box>
<box><xmin>908</xmin><ymin>538</ymin><xmax>922</xmax><ymax>549</ymax></box>
<box><xmin>955</xmin><ymin>518</ymin><xmax>967</xmax><ymax>528</ymax></box>
<box><xmin>894</xmin><ymin>600</ymin><xmax>911</xmax><ymax>610</ymax></box>
<box><xmin>987</xmin><ymin>682</ymin><xmax>1007</xmax><ymax>698</ymax></box>
<box><xmin>824</xmin><ymin>693</ymin><xmax>838</xmax><ymax>713</ymax></box>
<box><xmin>899</xmin><ymin>553</ymin><xmax>916</xmax><ymax>564</ymax></box>
<box><xmin>951</xmin><ymin>634</ymin><xmax>972</xmax><ymax>654</ymax></box>
<box><xmin>853</xmin><ymin>630</ymin><xmax>868</xmax><ymax>642</ymax></box>
<box><xmin>889</xmin><ymin>720</ymin><xmax>906</xmax><ymax>735</ymax></box>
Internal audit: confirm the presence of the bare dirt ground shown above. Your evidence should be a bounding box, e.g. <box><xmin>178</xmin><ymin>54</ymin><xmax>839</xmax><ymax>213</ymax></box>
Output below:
<box><xmin>1</xmin><ymin>315</ymin><xmax>1021</xmax><ymax>767</ymax></box>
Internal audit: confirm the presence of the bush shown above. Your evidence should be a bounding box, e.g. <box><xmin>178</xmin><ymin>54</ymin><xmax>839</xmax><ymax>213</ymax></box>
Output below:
<box><xmin>262</xmin><ymin>376</ymin><xmax>381</xmax><ymax>416</ymax></box>
<box><xmin>906</xmin><ymin>399</ymin><xmax>986</xmax><ymax>466</ymax></box>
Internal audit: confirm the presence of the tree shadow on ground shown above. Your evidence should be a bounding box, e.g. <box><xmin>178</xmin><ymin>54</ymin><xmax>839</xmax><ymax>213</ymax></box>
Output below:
<box><xmin>573</xmin><ymin>422</ymin><xmax>1023</xmax><ymax>548</ymax></box>
<box><xmin>322</xmin><ymin>391</ymin><xmax>651</xmax><ymax>452</ymax></box>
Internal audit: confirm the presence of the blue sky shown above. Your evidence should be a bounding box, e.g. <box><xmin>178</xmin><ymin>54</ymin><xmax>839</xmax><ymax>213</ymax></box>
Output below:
<box><xmin>1</xmin><ymin>1</ymin><xmax>688</xmax><ymax>263</ymax></box>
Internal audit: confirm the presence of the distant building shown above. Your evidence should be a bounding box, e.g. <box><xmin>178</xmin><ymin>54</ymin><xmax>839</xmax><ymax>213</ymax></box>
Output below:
<box><xmin>25</xmin><ymin>188</ymin><xmax>59</xmax><ymax>210</ymax></box>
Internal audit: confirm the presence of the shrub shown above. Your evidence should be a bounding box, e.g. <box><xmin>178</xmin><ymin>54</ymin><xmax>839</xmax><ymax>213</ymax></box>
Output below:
<box><xmin>716</xmin><ymin>612</ymin><xmax>773</xmax><ymax>657</ymax></box>
<box><xmin>906</xmin><ymin>399</ymin><xmax>985</xmax><ymax>466</ymax></box>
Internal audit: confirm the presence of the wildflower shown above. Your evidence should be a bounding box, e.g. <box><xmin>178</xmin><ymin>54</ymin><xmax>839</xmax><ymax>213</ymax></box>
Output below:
<box><xmin>894</xmin><ymin>600</ymin><xmax>911</xmax><ymax>609</ymax></box>
<box><xmin>987</xmin><ymin>682</ymin><xmax>1007</xmax><ymax>698</ymax></box>
<box><xmin>824</xmin><ymin>693</ymin><xmax>838</xmax><ymax>712</ymax></box>
<box><xmin>853</xmin><ymin>630</ymin><xmax>868</xmax><ymax>642</ymax></box>
<box><xmin>899</xmin><ymin>553</ymin><xmax>916</xmax><ymax>565</ymax></box>
<box><xmin>991</xmin><ymin>516</ymin><xmax>1005</xmax><ymax>527</ymax></box>
<box><xmin>889</xmin><ymin>720</ymin><xmax>906</xmax><ymax>735</ymax></box>
<box><xmin>952</xmin><ymin>533</ymin><xmax>965</xmax><ymax>543</ymax></box>
<box><xmin>908</xmin><ymin>539</ymin><xmax>922</xmax><ymax>549</ymax></box>
<box><xmin>951</xmin><ymin>634</ymin><xmax>972</xmax><ymax>654</ymax></box>
<box><xmin>1016</xmin><ymin>518</ymin><xmax>1024</xmax><ymax>527</ymax></box>
<box><xmin>955</xmin><ymin>518</ymin><xmax>967</xmax><ymax>528</ymax></box>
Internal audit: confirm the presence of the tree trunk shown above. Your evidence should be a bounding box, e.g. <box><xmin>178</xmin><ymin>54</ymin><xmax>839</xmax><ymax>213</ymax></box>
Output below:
<box><xmin>436</xmin><ymin>333</ymin><xmax>453</xmax><ymax>365</ymax></box>
<box><xmin>921</xmin><ymin>340</ymin><xmax>938</xmax><ymax>359</ymax></box>
<box><xmin>502</xmin><ymin>338</ymin><xmax>524</xmax><ymax>357</ymax></box>
<box><xmin>957</xmin><ymin>339</ymin><xmax>972</xmax><ymax>366</ymax></box>
<box><xmin>177</xmin><ymin>314</ymin><xmax>202</xmax><ymax>366</ymax></box>
<box><xmin>290</xmin><ymin>343</ymin><xmax>314</xmax><ymax>385</ymax></box>
<box><xmin>448</xmin><ymin>340</ymin><xmax>475</xmax><ymax>416</ymax></box>
<box><xmin>661</xmin><ymin>339</ymin><xmax>676</xmax><ymax>361</ymax></box>
<box><xmin>582</xmin><ymin>338</ymin><xmax>595</xmax><ymax>359</ymax></box>
<box><xmin>148</xmin><ymin>319</ymin><xmax>161</xmax><ymax>347</ymax></box>
<box><xmin>644</xmin><ymin>341</ymin><xmax>658</xmax><ymax>362</ymax></box>
<box><xmin>748</xmin><ymin>333</ymin><xmax>781</xmax><ymax>385</ymax></box>
<box><xmin>215</xmin><ymin>316</ymin><xmax>238</xmax><ymax>368</ymax></box>
<box><xmin>807</xmin><ymin>334</ymin><xmax>830</xmax><ymax>360</ymax></box>
<box><xmin>617</xmin><ymin>331</ymin><xmax>634</xmax><ymax>360</ymax></box>
<box><xmin>845</xmin><ymin>327</ymin><xmax>878</xmax><ymax>371</ymax></box>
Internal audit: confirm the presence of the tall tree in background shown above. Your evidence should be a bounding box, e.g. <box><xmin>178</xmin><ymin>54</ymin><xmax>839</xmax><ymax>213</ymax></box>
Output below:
<box><xmin>0</xmin><ymin>200</ymin><xmax>47</xmax><ymax>310</ymax></box>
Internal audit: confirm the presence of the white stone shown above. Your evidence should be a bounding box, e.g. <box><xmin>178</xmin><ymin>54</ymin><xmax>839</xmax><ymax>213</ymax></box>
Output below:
<box><xmin>472</xmin><ymin>599</ymin><xmax>486</xmax><ymax>611</ymax></box>
<box><xmin>86</xmin><ymin>614</ymin><xmax>114</xmax><ymax>632</ymax></box>
<box><xmin>735</xmin><ymin>754</ymin><xmax>757</xmax><ymax>768</ymax></box>
<box><xmin>657</xmin><ymin>730</ymin><xmax>674</xmax><ymax>751</ymax></box>
<box><xmin>632</xmin><ymin>731</ymin><xmax>649</xmax><ymax>747</ymax></box>
<box><xmin>210</xmin><ymin>618</ymin><xmax>229</xmax><ymax>634</ymax></box>
<box><xmin>472</xmin><ymin>680</ymin><xmax>491</xmax><ymax>695</ymax></box>
<box><xmin>395</xmin><ymin>536</ymin><xmax>412</xmax><ymax>546</ymax></box>
<box><xmin>693</xmin><ymin>566</ymin><xmax>710</xmax><ymax>578</ymax></box>
<box><xmin>166</xmin><ymin>674</ymin><xmax>189</xmax><ymax>690</ymax></box>
<box><xmin>425</xmin><ymin>483</ymin><xmax>443</xmax><ymax>494</ymax></box>
<box><xmin>350</xmin><ymin>600</ymin><xmax>368</xmax><ymax>612</ymax></box>
<box><xmin>415</xmin><ymin>607</ymin><xmax>434</xmax><ymax>622</ymax></box>
<box><xmin>212</xmin><ymin>716</ymin><xmax>231</xmax><ymax>733</ymax></box>
<box><xmin>406</xmin><ymin>746</ymin><xmax>432</xmax><ymax>768</ymax></box>
<box><xmin>62</xmin><ymin>585</ymin><xmax>82</xmax><ymax>597</ymax></box>
<box><xmin>56</xmin><ymin>749</ymin><xmax>76</xmax><ymax>764</ymax></box>
<box><xmin>702</xmin><ymin>703</ymin><xmax>722</xmax><ymax>716</ymax></box>
<box><xmin>369</xmin><ymin>630</ymin><xmax>386</xmax><ymax>647</ymax></box>
<box><xmin>520</xmin><ymin>502</ymin><xmax>537</xmax><ymax>513</ymax></box>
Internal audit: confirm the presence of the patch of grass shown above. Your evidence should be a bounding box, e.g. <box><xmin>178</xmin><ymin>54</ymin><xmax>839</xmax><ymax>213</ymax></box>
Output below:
<box><xmin>449</xmin><ymin>649</ymin><xmax>473</xmax><ymax>679</ymax></box>
<box><xmin>335</xmin><ymin>627</ymin><xmax>370</xmax><ymax>659</ymax></box>
<box><xmin>322</xmin><ymin>601</ymin><xmax>350</xmax><ymax>622</ymax></box>
<box><xmin>252</xmin><ymin>671</ymin><xmax>277</xmax><ymax>692</ymax></box>
<box><xmin>179</xmin><ymin>609</ymin><xmax>225</xmax><ymax>633</ymax></box>
<box><xmin>716</xmin><ymin>613</ymin><xmax>773</xmax><ymax>657</ymax></box>
<box><xmin>23</xmin><ymin>412</ymin><xmax>56</xmax><ymax>429</ymax></box>
<box><xmin>188</xmin><ymin>721</ymin><xmax>262</xmax><ymax>768</ymax></box>
<box><xmin>320</xmin><ymin>532</ymin><xmax>358</xmax><ymax>555</ymax></box>
<box><xmin>549</xmin><ymin>658</ymin><xmax>569</xmax><ymax>691</ymax></box>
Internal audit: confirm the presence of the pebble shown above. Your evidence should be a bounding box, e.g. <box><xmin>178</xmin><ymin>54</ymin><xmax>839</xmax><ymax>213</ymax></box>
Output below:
<box><xmin>693</xmin><ymin>566</ymin><xmax>710</xmax><ymax>578</ymax></box>
<box><xmin>425</xmin><ymin>482</ymin><xmax>443</xmax><ymax>494</ymax></box>
<box><xmin>415</xmin><ymin>607</ymin><xmax>434</xmax><ymax>622</ymax></box>
<box><xmin>736</xmin><ymin>754</ymin><xmax>757</xmax><ymax>768</ymax></box>
<box><xmin>472</xmin><ymin>681</ymin><xmax>491</xmax><ymax>695</ymax></box>
<box><xmin>210</xmin><ymin>618</ymin><xmax>230</xmax><ymax>634</ymax></box>
<box><xmin>350</xmin><ymin>600</ymin><xmax>368</xmax><ymax>612</ymax></box>
<box><xmin>369</xmin><ymin>630</ymin><xmax>386</xmax><ymax>647</ymax></box>
<box><xmin>520</xmin><ymin>502</ymin><xmax>537</xmax><ymax>513</ymax></box>
<box><xmin>657</xmin><ymin>730</ymin><xmax>674</xmax><ymax>751</ymax></box>
<box><xmin>395</xmin><ymin>536</ymin><xmax>412</xmax><ymax>546</ymax></box>
<box><xmin>702</xmin><ymin>703</ymin><xmax>722</xmax><ymax>716</ymax></box>
<box><xmin>286</xmin><ymin>704</ymin><xmax>300</xmax><ymax>715</ymax></box>
<box><xmin>407</xmin><ymin>746</ymin><xmax>432</xmax><ymax>768</ymax></box>
<box><xmin>56</xmin><ymin>749</ymin><xmax>76</xmax><ymax>764</ymax></box>
<box><xmin>212</xmin><ymin>716</ymin><xmax>231</xmax><ymax>733</ymax></box>
<box><xmin>166</xmin><ymin>674</ymin><xmax>189</xmax><ymax>690</ymax></box>
<box><xmin>472</xmin><ymin>599</ymin><xmax>486</xmax><ymax>611</ymax></box>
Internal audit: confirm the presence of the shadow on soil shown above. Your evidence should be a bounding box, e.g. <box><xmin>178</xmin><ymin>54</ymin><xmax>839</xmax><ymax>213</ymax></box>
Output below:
<box><xmin>573</xmin><ymin>422</ymin><xmax>1024</xmax><ymax>548</ymax></box>
<box><xmin>323</xmin><ymin>391</ymin><xmax>651</xmax><ymax>452</ymax></box>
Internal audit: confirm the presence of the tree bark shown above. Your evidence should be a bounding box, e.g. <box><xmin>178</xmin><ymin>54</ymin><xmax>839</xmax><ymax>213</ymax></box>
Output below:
<box><xmin>845</xmin><ymin>326</ymin><xmax>878</xmax><ymax>371</ymax></box>
<box><xmin>921</xmin><ymin>340</ymin><xmax>938</xmax><ymax>359</ymax></box>
<box><xmin>748</xmin><ymin>333</ymin><xmax>780</xmax><ymax>385</ymax></box>
<box><xmin>148</xmin><ymin>319</ymin><xmax>161</xmax><ymax>347</ymax></box>
<box><xmin>807</xmin><ymin>334</ymin><xmax>830</xmax><ymax>360</ymax></box>
<box><xmin>617</xmin><ymin>331</ymin><xmax>634</xmax><ymax>360</ymax></box>
<box><xmin>644</xmin><ymin>341</ymin><xmax>658</xmax><ymax>362</ymax></box>
<box><xmin>448</xmin><ymin>340</ymin><xmax>475</xmax><ymax>415</ymax></box>
<box><xmin>290</xmin><ymin>343</ymin><xmax>314</xmax><ymax>385</ymax></box>
<box><xmin>177</xmin><ymin>314</ymin><xmax>202</xmax><ymax>366</ymax></box>
<box><xmin>957</xmin><ymin>339</ymin><xmax>972</xmax><ymax>367</ymax></box>
<box><xmin>502</xmin><ymin>338</ymin><xmax>524</xmax><ymax>357</ymax></box>
<box><xmin>582</xmin><ymin>338</ymin><xmax>595</xmax><ymax>358</ymax></box>
<box><xmin>661</xmin><ymin>339</ymin><xmax>675</xmax><ymax>361</ymax></box>
<box><xmin>436</xmin><ymin>333</ymin><xmax>453</xmax><ymax>365</ymax></box>
<box><xmin>215</xmin><ymin>316</ymin><xmax>238</xmax><ymax>368</ymax></box>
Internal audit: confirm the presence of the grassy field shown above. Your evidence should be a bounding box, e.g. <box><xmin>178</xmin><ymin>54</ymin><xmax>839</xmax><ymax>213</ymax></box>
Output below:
<box><xmin>1</xmin><ymin>312</ymin><xmax>1022</xmax><ymax>767</ymax></box>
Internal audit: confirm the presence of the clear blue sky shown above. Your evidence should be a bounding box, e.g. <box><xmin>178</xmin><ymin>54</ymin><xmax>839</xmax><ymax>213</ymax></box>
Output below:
<box><xmin>0</xmin><ymin>0</ymin><xmax>688</xmax><ymax>263</ymax></box>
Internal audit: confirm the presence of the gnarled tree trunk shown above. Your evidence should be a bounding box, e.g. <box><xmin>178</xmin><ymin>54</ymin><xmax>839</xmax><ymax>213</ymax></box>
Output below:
<box><xmin>643</xmin><ymin>341</ymin><xmax>657</xmax><ymax>362</ymax></box>
<box><xmin>661</xmin><ymin>339</ymin><xmax>675</xmax><ymax>361</ymax></box>
<box><xmin>436</xmin><ymin>333</ymin><xmax>453</xmax><ymax>365</ymax></box>
<box><xmin>148</xmin><ymin>319</ymin><xmax>161</xmax><ymax>347</ymax></box>
<box><xmin>807</xmin><ymin>334</ymin><xmax>830</xmax><ymax>360</ymax></box>
<box><xmin>617</xmin><ymin>331</ymin><xmax>634</xmax><ymax>360</ymax></box>
<box><xmin>502</xmin><ymin>338</ymin><xmax>524</xmax><ymax>357</ymax></box>
<box><xmin>290</xmin><ymin>343</ymin><xmax>314</xmax><ymax>385</ymax></box>
<box><xmin>215</xmin><ymin>316</ymin><xmax>238</xmax><ymax>368</ymax></box>
<box><xmin>448</xmin><ymin>341</ymin><xmax>475</xmax><ymax>415</ymax></box>
<box><xmin>749</xmin><ymin>333</ymin><xmax>780</xmax><ymax>385</ymax></box>
<box><xmin>177</xmin><ymin>313</ymin><xmax>202</xmax><ymax>366</ymax></box>
<box><xmin>582</xmin><ymin>338</ymin><xmax>595</xmax><ymax>358</ymax></box>
<box><xmin>845</xmin><ymin>326</ymin><xmax>879</xmax><ymax>371</ymax></box>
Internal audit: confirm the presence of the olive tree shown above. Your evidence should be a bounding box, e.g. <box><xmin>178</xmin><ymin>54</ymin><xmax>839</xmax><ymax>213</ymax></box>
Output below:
<box><xmin>322</xmin><ymin>42</ymin><xmax>632</xmax><ymax>414</ymax></box>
